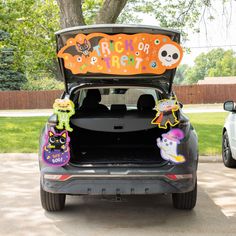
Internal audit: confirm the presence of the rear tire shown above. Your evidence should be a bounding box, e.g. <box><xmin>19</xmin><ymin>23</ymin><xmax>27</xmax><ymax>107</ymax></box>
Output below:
<box><xmin>40</xmin><ymin>183</ymin><xmax>66</xmax><ymax>211</ymax></box>
<box><xmin>222</xmin><ymin>131</ymin><xmax>236</xmax><ymax>168</ymax></box>
<box><xmin>172</xmin><ymin>180</ymin><xmax>197</xmax><ymax>210</ymax></box>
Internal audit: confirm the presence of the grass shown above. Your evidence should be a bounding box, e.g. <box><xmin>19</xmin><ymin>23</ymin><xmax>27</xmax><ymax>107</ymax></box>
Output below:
<box><xmin>187</xmin><ymin>112</ymin><xmax>227</xmax><ymax>156</ymax></box>
<box><xmin>0</xmin><ymin>112</ymin><xmax>228</xmax><ymax>155</ymax></box>
<box><xmin>0</xmin><ymin>117</ymin><xmax>47</xmax><ymax>153</ymax></box>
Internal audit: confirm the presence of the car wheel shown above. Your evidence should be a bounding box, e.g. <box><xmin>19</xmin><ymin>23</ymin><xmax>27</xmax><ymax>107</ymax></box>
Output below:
<box><xmin>222</xmin><ymin>131</ymin><xmax>236</xmax><ymax>168</ymax></box>
<box><xmin>40</xmin><ymin>183</ymin><xmax>66</xmax><ymax>211</ymax></box>
<box><xmin>172</xmin><ymin>180</ymin><xmax>197</xmax><ymax>210</ymax></box>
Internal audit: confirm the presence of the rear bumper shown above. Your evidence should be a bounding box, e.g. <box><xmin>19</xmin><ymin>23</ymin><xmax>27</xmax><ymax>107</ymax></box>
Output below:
<box><xmin>41</xmin><ymin>166</ymin><xmax>196</xmax><ymax>195</ymax></box>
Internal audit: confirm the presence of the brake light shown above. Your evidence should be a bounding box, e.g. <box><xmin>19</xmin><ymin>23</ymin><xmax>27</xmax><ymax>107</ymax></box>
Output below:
<box><xmin>44</xmin><ymin>174</ymin><xmax>71</xmax><ymax>181</ymax></box>
<box><xmin>165</xmin><ymin>174</ymin><xmax>192</xmax><ymax>181</ymax></box>
<box><xmin>166</xmin><ymin>174</ymin><xmax>177</xmax><ymax>180</ymax></box>
<box><xmin>59</xmin><ymin>174</ymin><xmax>71</xmax><ymax>181</ymax></box>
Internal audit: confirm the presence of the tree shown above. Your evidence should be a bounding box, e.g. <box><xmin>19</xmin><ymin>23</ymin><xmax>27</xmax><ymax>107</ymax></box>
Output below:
<box><xmin>182</xmin><ymin>49</ymin><xmax>236</xmax><ymax>84</ymax></box>
<box><xmin>56</xmin><ymin>0</ymin><xmax>224</xmax><ymax>37</ymax></box>
<box><xmin>208</xmin><ymin>50</ymin><xmax>236</xmax><ymax>77</ymax></box>
<box><xmin>0</xmin><ymin>0</ymin><xmax>65</xmax><ymax>89</ymax></box>
<box><xmin>0</xmin><ymin>0</ymin><xmax>234</xmax><ymax>90</ymax></box>
<box><xmin>174</xmin><ymin>64</ymin><xmax>190</xmax><ymax>85</ymax></box>
<box><xmin>56</xmin><ymin>0</ymin><xmax>129</xmax><ymax>28</ymax></box>
<box><xmin>56</xmin><ymin>0</ymin><xmax>85</xmax><ymax>27</ymax></box>
<box><xmin>133</xmin><ymin>0</ymin><xmax>204</xmax><ymax>40</ymax></box>
<box><xmin>0</xmin><ymin>30</ymin><xmax>27</xmax><ymax>90</ymax></box>
<box><xmin>0</xmin><ymin>0</ymin><xmax>60</xmax><ymax>77</ymax></box>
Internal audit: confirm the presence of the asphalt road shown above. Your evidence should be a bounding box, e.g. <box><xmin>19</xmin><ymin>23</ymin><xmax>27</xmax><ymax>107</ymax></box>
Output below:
<box><xmin>0</xmin><ymin>160</ymin><xmax>236</xmax><ymax>236</ymax></box>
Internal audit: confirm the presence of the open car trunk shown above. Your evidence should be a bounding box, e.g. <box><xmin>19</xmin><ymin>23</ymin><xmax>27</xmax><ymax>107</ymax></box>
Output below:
<box><xmin>69</xmin><ymin>113</ymin><xmax>169</xmax><ymax>165</ymax></box>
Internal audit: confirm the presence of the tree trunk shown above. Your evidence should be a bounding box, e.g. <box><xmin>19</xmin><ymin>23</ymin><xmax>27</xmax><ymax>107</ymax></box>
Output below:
<box><xmin>95</xmin><ymin>0</ymin><xmax>128</xmax><ymax>24</ymax></box>
<box><xmin>56</xmin><ymin>0</ymin><xmax>85</xmax><ymax>28</ymax></box>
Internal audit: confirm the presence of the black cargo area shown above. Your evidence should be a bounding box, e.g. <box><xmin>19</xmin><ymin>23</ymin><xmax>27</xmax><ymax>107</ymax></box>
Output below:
<box><xmin>68</xmin><ymin>88</ymin><xmax>171</xmax><ymax>165</ymax></box>
<box><xmin>69</xmin><ymin>116</ymin><xmax>168</xmax><ymax>165</ymax></box>
<box><xmin>70</xmin><ymin>149</ymin><xmax>164</xmax><ymax>165</ymax></box>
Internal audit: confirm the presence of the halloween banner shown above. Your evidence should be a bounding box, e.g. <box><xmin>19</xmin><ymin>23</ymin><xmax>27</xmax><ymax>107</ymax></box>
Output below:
<box><xmin>58</xmin><ymin>33</ymin><xmax>183</xmax><ymax>75</ymax></box>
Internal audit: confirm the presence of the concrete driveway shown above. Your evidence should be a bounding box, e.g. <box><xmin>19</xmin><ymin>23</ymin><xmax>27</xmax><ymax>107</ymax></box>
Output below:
<box><xmin>0</xmin><ymin>159</ymin><xmax>236</xmax><ymax>236</ymax></box>
<box><xmin>0</xmin><ymin>104</ymin><xmax>225</xmax><ymax>117</ymax></box>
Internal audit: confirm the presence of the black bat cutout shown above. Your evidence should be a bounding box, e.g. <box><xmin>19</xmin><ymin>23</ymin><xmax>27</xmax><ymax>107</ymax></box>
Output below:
<box><xmin>63</xmin><ymin>36</ymin><xmax>104</xmax><ymax>57</ymax></box>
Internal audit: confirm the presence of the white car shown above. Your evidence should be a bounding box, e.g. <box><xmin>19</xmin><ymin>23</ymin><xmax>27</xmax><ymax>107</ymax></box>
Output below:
<box><xmin>222</xmin><ymin>101</ymin><xmax>236</xmax><ymax>168</ymax></box>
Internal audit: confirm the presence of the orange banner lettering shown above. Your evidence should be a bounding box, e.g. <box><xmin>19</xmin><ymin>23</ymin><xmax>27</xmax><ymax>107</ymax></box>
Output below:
<box><xmin>58</xmin><ymin>33</ymin><xmax>183</xmax><ymax>75</ymax></box>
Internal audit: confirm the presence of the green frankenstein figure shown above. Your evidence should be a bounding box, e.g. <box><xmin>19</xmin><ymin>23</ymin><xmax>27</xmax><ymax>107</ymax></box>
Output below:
<box><xmin>53</xmin><ymin>98</ymin><xmax>75</xmax><ymax>132</ymax></box>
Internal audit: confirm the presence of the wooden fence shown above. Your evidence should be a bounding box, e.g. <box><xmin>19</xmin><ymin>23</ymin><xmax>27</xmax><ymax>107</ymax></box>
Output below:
<box><xmin>0</xmin><ymin>84</ymin><xmax>236</xmax><ymax>109</ymax></box>
<box><xmin>0</xmin><ymin>90</ymin><xmax>62</xmax><ymax>109</ymax></box>
<box><xmin>173</xmin><ymin>84</ymin><xmax>236</xmax><ymax>104</ymax></box>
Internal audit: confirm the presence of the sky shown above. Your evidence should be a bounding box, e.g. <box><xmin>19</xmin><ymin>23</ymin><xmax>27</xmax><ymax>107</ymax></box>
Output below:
<box><xmin>140</xmin><ymin>0</ymin><xmax>236</xmax><ymax>66</ymax></box>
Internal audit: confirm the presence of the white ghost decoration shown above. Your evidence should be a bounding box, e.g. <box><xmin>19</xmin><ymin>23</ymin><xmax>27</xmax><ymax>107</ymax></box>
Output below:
<box><xmin>90</xmin><ymin>56</ymin><xmax>97</xmax><ymax>65</ymax></box>
<box><xmin>158</xmin><ymin>44</ymin><xmax>180</xmax><ymax>67</ymax></box>
<box><xmin>156</xmin><ymin>129</ymin><xmax>185</xmax><ymax>164</ymax></box>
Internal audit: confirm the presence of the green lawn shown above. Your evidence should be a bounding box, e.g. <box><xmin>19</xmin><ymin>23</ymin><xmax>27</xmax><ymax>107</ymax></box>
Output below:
<box><xmin>187</xmin><ymin>112</ymin><xmax>227</xmax><ymax>155</ymax></box>
<box><xmin>0</xmin><ymin>117</ymin><xmax>48</xmax><ymax>153</ymax></box>
<box><xmin>0</xmin><ymin>112</ymin><xmax>228</xmax><ymax>155</ymax></box>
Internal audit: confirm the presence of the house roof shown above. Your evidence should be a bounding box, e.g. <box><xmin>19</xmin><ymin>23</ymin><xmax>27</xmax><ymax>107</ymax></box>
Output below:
<box><xmin>197</xmin><ymin>76</ymin><xmax>236</xmax><ymax>85</ymax></box>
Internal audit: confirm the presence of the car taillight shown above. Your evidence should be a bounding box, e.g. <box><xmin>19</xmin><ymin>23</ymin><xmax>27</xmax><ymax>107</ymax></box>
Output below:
<box><xmin>165</xmin><ymin>174</ymin><xmax>178</xmax><ymax>180</ymax></box>
<box><xmin>44</xmin><ymin>174</ymin><xmax>71</xmax><ymax>181</ymax></box>
<box><xmin>165</xmin><ymin>174</ymin><xmax>192</xmax><ymax>181</ymax></box>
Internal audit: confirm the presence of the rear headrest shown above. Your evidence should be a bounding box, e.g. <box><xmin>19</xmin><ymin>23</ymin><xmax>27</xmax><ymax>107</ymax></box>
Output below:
<box><xmin>81</xmin><ymin>96</ymin><xmax>95</xmax><ymax>108</ymax></box>
<box><xmin>110</xmin><ymin>104</ymin><xmax>127</xmax><ymax>113</ymax></box>
<box><xmin>137</xmin><ymin>94</ymin><xmax>155</xmax><ymax>111</ymax></box>
<box><xmin>86</xmin><ymin>89</ymin><xmax>101</xmax><ymax>103</ymax></box>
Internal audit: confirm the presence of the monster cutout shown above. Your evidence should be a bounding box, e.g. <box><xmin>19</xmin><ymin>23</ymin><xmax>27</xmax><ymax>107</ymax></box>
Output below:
<box><xmin>53</xmin><ymin>98</ymin><xmax>75</xmax><ymax>132</ymax></box>
<box><xmin>42</xmin><ymin>130</ymin><xmax>70</xmax><ymax>166</ymax></box>
<box><xmin>151</xmin><ymin>97</ymin><xmax>180</xmax><ymax>129</ymax></box>
<box><xmin>157</xmin><ymin>128</ymin><xmax>185</xmax><ymax>164</ymax></box>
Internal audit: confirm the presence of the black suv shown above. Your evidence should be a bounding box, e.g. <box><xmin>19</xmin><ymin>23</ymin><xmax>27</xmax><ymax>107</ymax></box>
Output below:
<box><xmin>39</xmin><ymin>25</ymin><xmax>198</xmax><ymax>211</ymax></box>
